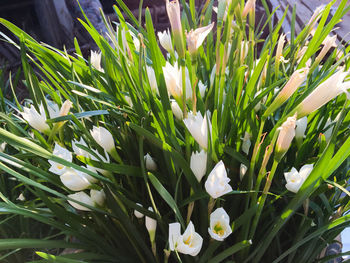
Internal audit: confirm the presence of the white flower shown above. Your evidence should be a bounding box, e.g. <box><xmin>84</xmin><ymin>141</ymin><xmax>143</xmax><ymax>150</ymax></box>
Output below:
<box><xmin>146</xmin><ymin>66</ymin><xmax>158</xmax><ymax>95</ymax></box>
<box><xmin>144</xmin><ymin>153</ymin><xmax>157</xmax><ymax>171</ymax></box>
<box><xmin>17</xmin><ymin>193</ymin><xmax>25</xmax><ymax>201</ymax></box>
<box><xmin>162</xmin><ymin>62</ymin><xmax>192</xmax><ymax>100</ymax></box>
<box><xmin>134</xmin><ymin>203</ymin><xmax>144</xmax><ymax>219</ymax></box>
<box><xmin>60</xmin><ymin>167</ymin><xmax>91</xmax><ymax>191</ymax></box>
<box><xmin>171</xmin><ymin>100</ymin><xmax>183</xmax><ymax>120</ymax></box>
<box><xmin>208</xmin><ymin>208</ymin><xmax>232</xmax><ymax>241</ymax></box>
<box><xmin>275</xmin><ymin>114</ymin><xmax>297</xmax><ymax>160</ymax></box>
<box><xmin>205</xmin><ymin>161</ymin><xmax>232</xmax><ymax>199</ymax></box>
<box><xmin>21</xmin><ymin>103</ymin><xmax>50</xmax><ymax>133</ymax></box>
<box><xmin>186</xmin><ymin>22</ymin><xmax>215</xmax><ymax>55</ymax></box>
<box><xmin>90</xmin><ymin>189</ymin><xmax>105</xmax><ymax>206</ymax></box>
<box><xmin>158</xmin><ymin>29</ymin><xmax>173</xmax><ymax>53</ymax></box>
<box><xmin>68</xmin><ymin>191</ymin><xmax>94</xmax><ymax>211</ymax></box>
<box><xmin>190</xmin><ymin>150</ymin><xmax>207</xmax><ymax>182</ymax></box>
<box><xmin>198</xmin><ymin>81</ymin><xmax>206</xmax><ymax>98</ymax></box>
<box><xmin>295</xmin><ymin>117</ymin><xmax>308</xmax><ymax>140</ymax></box>
<box><xmin>145</xmin><ymin>207</ymin><xmax>157</xmax><ymax>233</ymax></box>
<box><xmin>169</xmin><ymin>221</ymin><xmax>203</xmax><ymax>256</ymax></box>
<box><xmin>240</xmin><ymin>163</ymin><xmax>248</xmax><ymax>181</ymax></box>
<box><xmin>72</xmin><ymin>137</ymin><xmax>90</xmax><ymax>158</ymax></box>
<box><xmin>284</xmin><ymin>164</ymin><xmax>314</xmax><ymax>193</ymax></box>
<box><xmin>46</xmin><ymin>100</ymin><xmax>60</xmax><ymax>119</ymax></box>
<box><xmin>296</xmin><ymin>70</ymin><xmax>350</xmax><ymax>118</ymax></box>
<box><xmin>48</xmin><ymin>143</ymin><xmax>73</xmax><ymax>175</ymax></box>
<box><xmin>90</xmin><ymin>126</ymin><xmax>115</xmax><ymax>153</ymax></box>
<box><xmin>183</xmin><ymin>111</ymin><xmax>211</xmax><ymax>150</ymax></box>
<box><xmin>90</xmin><ymin>50</ymin><xmax>104</xmax><ymax>72</ymax></box>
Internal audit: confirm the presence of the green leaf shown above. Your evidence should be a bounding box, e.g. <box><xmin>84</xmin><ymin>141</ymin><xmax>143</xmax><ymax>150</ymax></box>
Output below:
<box><xmin>148</xmin><ymin>172</ymin><xmax>185</xmax><ymax>228</ymax></box>
<box><xmin>208</xmin><ymin>240</ymin><xmax>252</xmax><ymax>263</ymax></box>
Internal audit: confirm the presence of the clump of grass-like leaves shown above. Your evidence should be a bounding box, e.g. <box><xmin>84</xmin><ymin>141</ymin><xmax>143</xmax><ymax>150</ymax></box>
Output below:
<box><xmin>0</xmin><ymin>0</ymin><xmax>349</xmax><ymax>262</ymax></box>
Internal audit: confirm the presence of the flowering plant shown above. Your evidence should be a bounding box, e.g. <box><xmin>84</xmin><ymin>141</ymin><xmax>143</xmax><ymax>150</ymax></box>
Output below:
<box><xmin>0</xmin><ymin>0</ymin><xmax>349</xmax><ymax>262</ymax></box>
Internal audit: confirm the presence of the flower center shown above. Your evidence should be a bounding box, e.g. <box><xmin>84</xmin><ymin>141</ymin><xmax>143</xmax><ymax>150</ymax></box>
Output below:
<box><xmin>57</xmin><ymin>164</ymin><xmax>64</xmax><ymax>170</ymax></box>
<box><xmin>184</xmin><ymin>235</ymin><xmax>193</xmax><ymax>247</ymax></box>
<box><xmin>214</xmin><ymin>222</ymin><xmax>225</xmax><ymax>236</ymax></box>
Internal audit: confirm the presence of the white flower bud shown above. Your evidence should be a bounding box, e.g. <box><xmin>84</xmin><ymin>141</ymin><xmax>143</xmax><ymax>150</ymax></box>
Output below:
<box><xmin>184</xmin><ymin>112</ymin><xmax>211</xmax><ymax>150</ymax></box>
<box><xmin>241</xmin><ymin>132</ymin><xmax>251</xmax><ymax>155</ymax></box>
<box><xmin>242</xmin><ymin>0</ymin><xmax>256</xmax><ymax>18</ymax></box>
<box><xmin>146</xmin><ymin>66</ymin><xmax>158</xmax><ymax>95</ymax></box>
<box><xmin>60</xmin><ymin>168</ymin><xmax>91</xmax><ymax>191</ymax></box>
<box><xmin>144</xmin><ymin>153</ymin><xmax>157</xmax><ymax>171</ymax></box>
<box><xmin>145</xmin><ymin>207</ymin><xmax>157</xmax><ymax>238</ymax></box>
<box><xmin>275</xmin><ymin>114</ymin><xmax>297</xmax><ymax>161</ymax></box>
<box><xmin>0</xmin><ymin>142</ymin><xmax>6</xmax><ymax>152</ymax></box>
<box><xmin>198</xmin><ymin>81</ymin><xmax>206</xmax><ymax>98</ymax></box>
<box><xmin>134</xmin><ymin>203</ymin><xmax>144</xmax><ymax>219</ymax></box>
<box><xmin>158</xmin><ymin>29</ymin><xmax>173</xmax><ymax>53</ymax></box>
<box><xmin>90</xmin><ymin>126</ymin><xmax>115</xmax><ymax>153</ymax></box>
<box><xmin>171</xmin><ymin>100</ymin><xmax>183</xmax><ymax>120</ymax></box>
<box><xmin>190</xmin><ymin>150</ymin><xmax>207</xmax><ymax>182</ymax></box>
<box><xmin>240</xmin><ymin>164</ymin><xmax>248</xmax><ymax>181</ymax></box>
<box><xmin>68</xmin><ymin>191</ymin><xmax>94</xmax><ymax>211</ymax></box>
<box><xmin>90</xmin><ymin>189</ymin><xmax>105</xmax><ymax>206</ymax></box>
<box><xmin>295</xmin><ymin>117</ymin><xmax>308</xmax><ymax>140</ymax></box>
<box><xmin>296</xmin><ymin>70</ymin><xmax>350</xmax><ymax>118</ymax></box>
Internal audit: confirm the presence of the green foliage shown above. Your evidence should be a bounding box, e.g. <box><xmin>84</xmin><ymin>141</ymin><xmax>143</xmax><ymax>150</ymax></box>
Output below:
<box><xmin>0</xmin><ymin>0</ymin><xmax>349</xmax><ymax>262</ymax></box>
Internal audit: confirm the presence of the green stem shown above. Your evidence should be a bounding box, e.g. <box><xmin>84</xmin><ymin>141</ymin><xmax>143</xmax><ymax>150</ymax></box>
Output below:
<box><xmin>214</xmin><ymin>26</ymin><xmax>222</xmax><ymax>110</ymax></box>
<box><xmin>248</xmin><ymin>119</ymin><xmax>266</xmax><ymax>186</ymax></box>
<box><xmin>110</xmin><ymin>148</ymin><xmax>122</xmax><ymax>164</ymax></box>
<box><xmin>251</xmin><ymin>131</ymin><xmax>278</xmax><ymax>207</ymax></box>
<box><xmin>191</xmin><ymin>56</ymin><xmax>197</xmax><ymax>114</ymax></box>
<box><xmin>181</xmin><ymin>60</ymin><xmax>187</xmax><ymax>118</ymax></box>
<box><xmin>249</xmin><ymin>159</ymin><xmax>279</xmax><ymax>239</ymax></box>
<box><xmin>239</xmin><ymin>119</ymin><xmax>266</xmax><ymax>257</ymax></box>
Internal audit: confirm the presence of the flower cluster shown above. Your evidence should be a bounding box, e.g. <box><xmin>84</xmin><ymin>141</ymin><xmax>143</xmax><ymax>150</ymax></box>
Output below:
<box><xmin>1</xmin><ymin>0</ymin><xmax>349</xmax><ymax>261</ymax></box>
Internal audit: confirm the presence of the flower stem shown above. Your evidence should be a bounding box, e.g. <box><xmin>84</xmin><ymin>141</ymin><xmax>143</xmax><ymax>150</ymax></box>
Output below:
<box><xmin>208</xmin><ymin>197</ymin><xmax>216</xmax><ymax>216</ymax></box>
<box><xmin>191</xmin><ymin>56</ymin><xmax>197</xmax><ymax>114</ymax></box>
<box><xmin>214</xmin><ymin>26</ymin><xmax>222</xmax><ymax>110</ymax></box>
<box><xmin>181</xmin><ymin>59</ymin><xmax>187</xmax><ymax>118</ymax></box>
<box><xmin>186</xmin><ymin>188</ymin><xmax>195</xmax><ymax>224</ymax></box>
<box><xmin>248</xmin><ymin>119</ymin><xmax>266</xmax><ymax>188</ymax></box>
<box><xmin>249</xmin><ymin>159</ymin><xmax>279</xmax><ymax>239</ymax></box>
